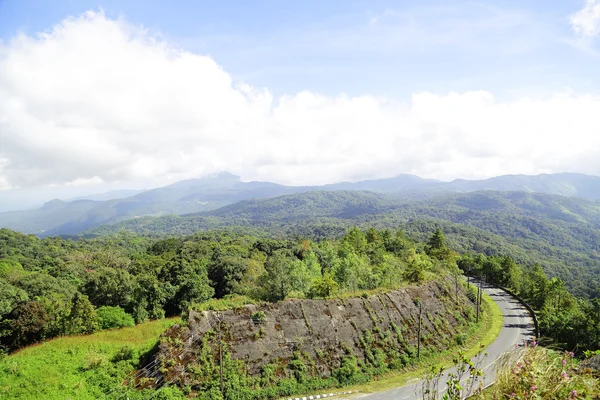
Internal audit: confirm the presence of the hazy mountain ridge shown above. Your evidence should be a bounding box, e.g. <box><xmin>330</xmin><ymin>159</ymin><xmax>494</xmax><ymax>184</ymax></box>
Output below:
<box><xmin>3</xmin><ymin>172</ymin><xmax>600</xmax><ymax>236</ymax></box>
<box><xmin>87</xmin><ymin>189</ymin><xmax>600</xmax><ymax>297</ymax></box>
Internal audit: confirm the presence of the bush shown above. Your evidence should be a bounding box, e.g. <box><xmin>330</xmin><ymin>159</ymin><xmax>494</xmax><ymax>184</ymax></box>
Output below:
<box><xmin>455</xmin><ymin>333</ymin><xmax>467</xmax><ymax>346</ymax></box>
<box><xmin>492</xmin><ymin>344</ymin><xmax>600</xmax><ymax>399</ymax></box>
<box><xmin>96</xmin><ymin>306</ymin><xmax>135</xmax><ymax>330</ymax></box>
<box><xmin>111</xmin><ymin>345</ymin><xmax>135</xmax><ymax>363</ymax></box>
<box><xmin>251</xmin><ymin>311</ymin><xmax>267</xmax><ymax>323</ymax></box>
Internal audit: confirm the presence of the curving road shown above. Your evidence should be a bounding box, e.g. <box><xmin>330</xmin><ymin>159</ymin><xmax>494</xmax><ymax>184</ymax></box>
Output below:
<box><xmin>345</xmin><ymin>283</ymin><xmax>535</xmax><ymax>400</ymax></box>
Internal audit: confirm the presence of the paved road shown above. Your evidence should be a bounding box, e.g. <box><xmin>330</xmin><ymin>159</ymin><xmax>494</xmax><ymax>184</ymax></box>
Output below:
<box><xmin>347</xmin><ymin>283</ymin><xmax>535</xmax><ymax>400</ymax></box>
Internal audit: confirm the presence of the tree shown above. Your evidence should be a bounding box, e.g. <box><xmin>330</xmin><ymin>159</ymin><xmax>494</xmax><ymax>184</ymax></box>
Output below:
<box><xmin>133</xmin><ymin>274</ymin><xmax>174</xmax><ymax>321</ymax></box>
<box><xmin>404</xmin><ymin>249</ymin><xmax>432</xmax><ymax>284</ymax></box>
<box><xmin>7</xmin><ymin>301</ymin><xmax>53</xmax><ymax>348</ymax></box>
<box><xmin>0</xmin><ymin>280</ymin><xmax>28</xmax><ymax>317</ymax></box>
<box><xmin>428</xmin><ymin>229</ymin><xmax>446</xmax><ymax>251</ymax></box>
<box><xmin>259</xmin><ymin>250</ymin><xmax>295</xmax><ymax>302</ymax></box>
<box><xmin>548</xmin><ymin>277</ymin><xmax>566</xmax><ymax>312</ymax></box>
<box><xmin>160</xmin><ymin>257</ymin><xmax>214</xmax><ymax>315</ymax></box>
<box><xmin>521</xmin><ymin>264</ymin><xmax>550</xmax><ymax>309</ymax></box>
<box><xmin>377</xmin><ymin>254</ymin><xmax>404</xmax><ymax>288</ymax></box>
<box><xmin>63</xmin><ymin>292</ymin><xmax>98</xmax><ymax>335</ymax></box>
<box><xmin>84</xmin><ymin>267</ymin><xmax>135</xmax><ymax>309</ymax></box>
<box><xmin>236</xmin><ymin>251</ymin><xmax>266</xmax><ymax>298</ymax></box>
<box><xmin>13</xmin><ymin>272</ymin><xmax>76</xmax><ymax>300</ymax></box>
<box><xmin>343</xmin><ymin>227</ymin><xmax>368</xmax><ymax>255</ymax></box>
<box><xmin>334</xmin><ymin>251</ymin><xmax>371</xmax><ymax>291</ymax></box>
<box><xmin>365</xmin><ymin>228</ymin><xmax>381</xmax><ymax>244</ymax></box>
<box><xmin>0</xmin><ymin>259</ymin><xmax>23</xmax><ymax>276</ymax></box>
<box><xmin>314</xmin><ymin>239</ymin><xmax>339</xmax><ymax>273</ymax></box>
<box><xmin>307</xmin><ymin>272</ymin><xmax>339</xmax><ymax>299</ymax></box>
<box><xmin>383</xmin><ymin>229</ymin><xmax>411</xmax><ymax>256</ymax></box>
<box><xmin>289</xmin><ymin>252</ymin><xmax>321</xmax><ymax>294</ymax></box>
<box><xmin>457</xmin><ymin>253</ymin><xmax>476</xmax><ymax>277</ymax></box>
<box><xmin>208</xmin><ymin>246</ymin><xmax>249</xmax><ymax>298</ymax></box>
<box><xmin>499</xmin><ymin>256</ymin><xmax>522</xmax><ymax>291</ymax></box>
<box><xmin>426</xmin><ymin>229</ymin><xmax>453</xmax><ymax>262</ymax></box>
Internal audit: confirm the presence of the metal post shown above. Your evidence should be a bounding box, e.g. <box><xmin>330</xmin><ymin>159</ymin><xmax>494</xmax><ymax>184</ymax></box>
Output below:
<box><xmin>476</xmin><ymin>277</ymin><xmax>481</xmax><ymax>324</ymax></box>
<box><xmin>480</xmin><ymin>275</ymin><xmax>485</xmax><ymax>304</ymax></box>
<box><xmin>217</xmin><ymin>312</ymin><xmax>224</xmax><ymax>396</ymax></box>
<box><xmin>417</xmin><ymin>302</ymin><xmax>422</xmax><ymax>359</ymax></box>
<box><xmin>455</xmin><ymin>273</ymin><xmax>459</xmax><ymax>305</ymax></box>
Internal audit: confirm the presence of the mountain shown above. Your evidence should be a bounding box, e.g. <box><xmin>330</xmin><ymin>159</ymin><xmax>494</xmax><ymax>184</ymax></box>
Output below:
<box><xmin>0</xmin><ymin>199</ymin><xmax>99</xmax><ymax>234</ymax></box>
<box><xmin>3</xmin><ymin>172</ymin><xmax>600</xmax><ymax>236</ymax></box>
<box><xmin>87</xmin><ymin>190</ymin><xmax>600</xmax><ymax>297</ymax></box>
<box><xmin>322</xmin><ymin>174</ymin><xmax>441</xmax><ymax>192</ymax></box>
<box><xmin>0</xmin><ymin>173</ymin><xmax>308</xmax><ymax>235</ymax></box>
<box><xmin>448</xmin><ymin>173</ymin><xmax>600</xmax><ymax>199</ymax></box>
<box><xmin>68</xmin><ymin>189</ymin><xmax>146</xmax><ymax>202</ymax></box>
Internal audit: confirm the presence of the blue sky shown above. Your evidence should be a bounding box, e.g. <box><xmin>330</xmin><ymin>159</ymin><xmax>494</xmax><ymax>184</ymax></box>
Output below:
<box><xmin>0</xmin><ymin>0</ymin><xmax>600</xmax><ymax>210</ymax></box>
<box><xmin>1</xmin><ymin>0</ymin><xmax>596</xmax><ymax>97</ymax></box>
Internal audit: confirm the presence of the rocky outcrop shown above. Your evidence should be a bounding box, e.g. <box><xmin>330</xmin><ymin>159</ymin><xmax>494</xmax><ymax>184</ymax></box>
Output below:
<box><xmin>147</xmin><ymin>279</ymin><xmax>476</xmax><ymax>385</ymax></box>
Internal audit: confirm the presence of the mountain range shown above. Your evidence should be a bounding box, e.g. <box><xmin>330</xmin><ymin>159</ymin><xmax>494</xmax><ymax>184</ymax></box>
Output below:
<box><xmin>88</xmin><ymin>189</ymin><xmax>600</xmax><ymax>298</ymax></box>
<box><xmin>2</xmin><ymin>172</ymin><xmax>600</xmax><ymax>236</ymax></box>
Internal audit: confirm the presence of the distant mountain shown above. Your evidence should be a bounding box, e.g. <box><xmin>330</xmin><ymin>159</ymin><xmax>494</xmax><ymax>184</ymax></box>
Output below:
<box><xmin>0</xmin><ymin>172</ymin><xmax>310</xmax><ymax>235</ymax></box>
<box><xmin>447</xmin><ymin>173</ymin><xmax>600</xmax><ymax>199</ymax></box>
<box><xmin>68</xmin><ymin>189</ymin><xmax>146</xmax><ymax>202</ymax></box>
<box><xmin>0</xmin><ymin>199</ymin><xmax>99</xmax><ymax>234</ymax></box>
<box><xmin>88</xmin><ymin>189</ymin><xmax>600</xmax><ymax>297</ymax></box>
<box><xmin>2</xmin><ymin>171</ymin><xmax>600</xmax><ymax>236</ymax></box>
<box><xmin>322</xmin><ymin>174</ymin><xmax>440</xmax><ymax>192</ymax></box>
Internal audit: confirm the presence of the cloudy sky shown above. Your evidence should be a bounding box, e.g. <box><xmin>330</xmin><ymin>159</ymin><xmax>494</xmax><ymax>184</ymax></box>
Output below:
<box><xmin>1</xmin><ymin>0</ymin><xmax>600</xmax><ymax>210</ymax></box>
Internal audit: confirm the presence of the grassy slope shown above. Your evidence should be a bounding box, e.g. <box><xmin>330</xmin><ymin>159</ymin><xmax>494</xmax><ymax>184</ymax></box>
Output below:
<box><xmin>0</xmin><ymin>288</ymin><xmax>501</xmax><ymax>400</ymax></box>
<box><xmin>0</xmin><ymin>318</ymin><xmax>180</xmax><ymax>400</ymax></box>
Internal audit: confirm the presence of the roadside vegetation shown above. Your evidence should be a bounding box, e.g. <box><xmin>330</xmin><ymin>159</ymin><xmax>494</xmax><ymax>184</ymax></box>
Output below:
<box><xmin>0</xmin><ymin>317</ymin><xmax>179</xmax><ymax>399</ymax></box>
<box><xmin>1</xmin><ymin>223</ymin><xmax>598</xmax><ymax>399</ymax></box>
<box><xmin>487</xmin><ymin>344</ymin><xmax>600</xmax><ymax>399</ymax></box>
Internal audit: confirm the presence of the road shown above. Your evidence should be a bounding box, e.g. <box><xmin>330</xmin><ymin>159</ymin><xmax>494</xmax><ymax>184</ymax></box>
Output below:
<box><xmin>346</xmin><ymin>283</ymin><xmax>535</xmax><ymax>400</ymax></box>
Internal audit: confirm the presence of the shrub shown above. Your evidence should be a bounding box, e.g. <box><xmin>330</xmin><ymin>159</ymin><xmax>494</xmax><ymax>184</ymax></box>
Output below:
<box><xmin>251</xmin><ymin>311</ymin><xmax>267</xmax><ymax>323</ymax></box>
<box><xmin>455</xmin><ymin>333</ymin><xmax>467</xmax><ymax>346</ymax></box>
<box><xmin>111</xmin><ymin>345</ymin><xmax>135</xmax><ymax>363</ymax></box>
<box><xmin>96</xmin><ymin>306</ymin><xmax>135</xmax><ymax>330</ymax></box>
<box><xmin>492</xmin><ymin>344</ymin><xmax>600</xmax><ymax>399</ymax></box>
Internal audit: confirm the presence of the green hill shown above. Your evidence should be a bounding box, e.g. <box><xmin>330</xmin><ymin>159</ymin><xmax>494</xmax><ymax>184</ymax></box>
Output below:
<box><xmin>87</xmin><ymin>190</ymin><xmax>600</xmax><ymax>297</ymax></box>
<box><xmin>4</xmin><ymin>172</ymin><xmax>600</xmax><ymax>236</ymax></box>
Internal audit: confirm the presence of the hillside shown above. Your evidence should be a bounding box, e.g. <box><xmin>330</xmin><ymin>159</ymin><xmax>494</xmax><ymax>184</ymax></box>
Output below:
<box><xmin>88</xmin><ymin>190</ymin><xmax>600</xmax><ymax>297</ymax></box>
<box><xmin>0</xmin><ymin>173</ymin><xmax>308</xmax><ymax>236</ymax></box>
<box><xmin>3</xmin><ymin>172</ymin><xmax>600</xmax><ymax>236</ymax></box>
<box><xmin>143</xmin><ymin>280</ymin><xmax>483</xmax><ymax>399</ymax></box>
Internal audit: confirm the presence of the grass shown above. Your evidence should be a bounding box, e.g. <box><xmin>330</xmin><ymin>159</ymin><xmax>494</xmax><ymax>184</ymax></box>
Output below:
<box><xmin>0</xmin><ymin>317</ymin><xmax>181</xmax><ymax>400</ymax></box>
<box><xmin>305</xmin><ymin>289</ymin><xmax>503</xmax><ymax>396</ymax></box>
<box><xmin>486</xmin><ymin>345</ymin><xmax>599</xmax><ymax>399</ymax></box>
<box><xmin>0</xmin><ymin>285</ymin><xmax>503</xmax><ymax>400</ymax></box>
<box><xmin>191</xmin><ymin>294</ymin><xmax>257</xmax><ymax>311</ymax></box>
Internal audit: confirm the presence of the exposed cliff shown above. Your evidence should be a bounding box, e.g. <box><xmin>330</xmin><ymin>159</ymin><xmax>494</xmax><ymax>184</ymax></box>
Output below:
<box><xmin>139</xmin><ymin>279</ymin><xmax>480</xmax><ymax>397</ymax></box>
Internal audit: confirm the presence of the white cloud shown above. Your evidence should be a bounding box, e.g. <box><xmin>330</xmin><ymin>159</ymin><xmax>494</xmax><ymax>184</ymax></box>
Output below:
<box><xmin>570</xmin><ymin>0</ymin><xmax>600</xmax><ymax>39</ymax></box>
<box><xmin>0</xmin><ymin>11</ymin><xmax>600</xmax><ymax>191</ymax></box>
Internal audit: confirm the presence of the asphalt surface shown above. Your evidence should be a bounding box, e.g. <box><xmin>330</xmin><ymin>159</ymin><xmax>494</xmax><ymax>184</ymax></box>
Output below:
<box><xmin>346</xmin><ymin>283</ymin><xmax>535</xmax><ymax>400</ymax></box>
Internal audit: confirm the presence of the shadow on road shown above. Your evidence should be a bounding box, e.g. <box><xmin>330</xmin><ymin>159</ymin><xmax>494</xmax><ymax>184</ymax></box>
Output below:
<box><xmin>504</xmin><ymin>322</ymin><xmax>534</xmax><ymax>329</ymax></box>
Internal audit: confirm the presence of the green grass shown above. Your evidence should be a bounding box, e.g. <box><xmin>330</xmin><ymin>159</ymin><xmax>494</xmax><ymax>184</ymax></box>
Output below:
<box><xmin>487</xmin><ymin>346</ymin><xmax>599</xmax><ymax>399</ymax></box>
<box><xmin>0</xmin><ymin>290</ymin><xmax>503</xmax><ymax>400</ymax></box>
<box><xmin>0</xmin><ymin>317</ymin><xmax>181</xmax><ymax>400</ymax></box>
<box><xmin>191</xmin><ymin>294</ymin><xmax>257</xmax><ymax>311</ymax></box>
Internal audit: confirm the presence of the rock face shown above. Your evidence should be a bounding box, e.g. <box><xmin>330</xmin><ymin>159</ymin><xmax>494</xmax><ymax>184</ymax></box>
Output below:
<box><xmin>150</xmin><ymin>279</ymin><xmax>476</xmax><ymax>383</ymax></box>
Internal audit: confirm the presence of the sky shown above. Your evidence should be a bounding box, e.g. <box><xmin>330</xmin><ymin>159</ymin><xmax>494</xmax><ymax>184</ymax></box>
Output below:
<box><xmin>0</xmin><ymin>0</ymin><xmax>600</xmax><ymax>210</ymax></box>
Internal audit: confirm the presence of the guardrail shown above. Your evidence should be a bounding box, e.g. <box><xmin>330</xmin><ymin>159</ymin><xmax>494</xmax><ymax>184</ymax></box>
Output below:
<box><xmin>493</xmin><ymin>283</ymin><xmax>540</xmax><ymax>340</ymax></box>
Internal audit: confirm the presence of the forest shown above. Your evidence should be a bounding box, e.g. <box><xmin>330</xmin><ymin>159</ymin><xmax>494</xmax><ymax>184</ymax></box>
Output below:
<box><xmin>86</xmin><ymin>190</ymin><xmax>600</xmax><ymax>298</ymax></box>
<box><xmin>1</xmin><ymin>224</ymin><xmax>598</xmax><ymax>356</ymax></box>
